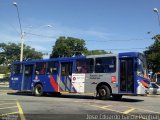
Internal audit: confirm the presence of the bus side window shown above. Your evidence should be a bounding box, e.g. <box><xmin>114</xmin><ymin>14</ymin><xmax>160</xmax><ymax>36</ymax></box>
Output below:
<box><xmin>89</xmin><ymin>59</ymin><xmax>94</xmax><ymax>73</ymax></box>
<box><xmin>75</xmin><ymin>58</ymin><xmax>94</xmax><ymax>73</ymax></box>
<box><xmin>35</xmin><ymin>62</ymin><xmax>46</xmax><ymax>75</ymax></box>
<box><xmin>25</xmin><ymin>65</ymin><xmax>33</xmax><ymax>75</ymax></box>
<box><xmin>95</xmin><ymin>57</ymin><xmax>116</xmax><ymax>73</ymax></box>
<box><xmin>47</xmin><ymin>61</ymin><xmax>58</xmax><ymax>74</ymax></box>
<box><xmin>95</xmin><ymin>59</ymin><xmax>104</xmax><ymax>73</ymax></box>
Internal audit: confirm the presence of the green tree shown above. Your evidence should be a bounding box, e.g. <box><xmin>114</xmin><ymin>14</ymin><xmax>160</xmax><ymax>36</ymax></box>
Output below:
<box><xmin>50</xmin><ymin>36</ymin><xmax>87</xmax><ymax>58</ymax></box>
<box><xmin>144</xmin><ymin>34</ymin><xmax>160</xmax><ymax>73</ymax></box>
<box><xmin>0</xmin><ymin>66</ymin><xmax>9</xmax><ymax>74</ymax></box>
<box><xmin>0</xmin><ymin>42</ymin><xmax>43</xmax><ymax>66</ymax></box>
<box><xmin>86</xmin><ymin>50</ymin><xmax>111</xmax><ymax>55</ymax></box>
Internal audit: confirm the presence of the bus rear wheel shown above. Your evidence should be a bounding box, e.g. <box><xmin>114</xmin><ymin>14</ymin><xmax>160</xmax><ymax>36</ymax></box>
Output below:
<box><xmin>34</xmin><ymin>84</ymin><xmax>43</xmax><ymax>96</ymax></box>
<box><xmin>98</xmin><ymin>85</ymin><xmax>110</xmax><ymax>100</ymax></box>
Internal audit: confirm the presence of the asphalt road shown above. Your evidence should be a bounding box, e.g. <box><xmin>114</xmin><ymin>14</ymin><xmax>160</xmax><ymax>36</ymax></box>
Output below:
<box><xmin>0</xmin><ymin>89</ymin><xmax>160</xmax><ymax>120</ymax></box>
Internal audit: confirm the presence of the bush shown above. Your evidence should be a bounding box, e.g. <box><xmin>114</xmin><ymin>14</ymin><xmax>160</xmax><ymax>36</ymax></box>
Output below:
<box><xmin>0</xmin><ymin>66</ymin><xmax>10</xmax><ymax>74</ymax></box>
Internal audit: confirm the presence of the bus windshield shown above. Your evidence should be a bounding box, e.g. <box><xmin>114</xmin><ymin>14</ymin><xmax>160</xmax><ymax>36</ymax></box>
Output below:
<box><xmin>136</xmin><ymin>54</ymin><xmax>147</xmax><ymax>77</ymax></box>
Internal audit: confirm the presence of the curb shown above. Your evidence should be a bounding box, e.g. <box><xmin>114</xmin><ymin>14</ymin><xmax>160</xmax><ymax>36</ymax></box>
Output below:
<box><xmin>147</xmin><ymin>94</ymin><xmax>160</xmax><ymax>97</ymax></box>
<box><xmin>0</xmin><ymin>90</ymin><xmax>17</xmax><ymax>93</ymax></box>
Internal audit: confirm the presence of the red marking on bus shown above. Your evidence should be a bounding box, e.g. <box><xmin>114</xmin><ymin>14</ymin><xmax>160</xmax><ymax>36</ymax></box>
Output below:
<box><xmin>50</xmin><ymin>75</ymin><xmax>58</xmax><ymax>92</ymax></box>
<box><xmin>111</xmin><ymin>76</ymin><xmax>116</xmax><ymax>83</ymax></box>
<box><xmin>141</xmin><ymin>80</ymin><xmax>148</xmax><ymax>88</ymax></box>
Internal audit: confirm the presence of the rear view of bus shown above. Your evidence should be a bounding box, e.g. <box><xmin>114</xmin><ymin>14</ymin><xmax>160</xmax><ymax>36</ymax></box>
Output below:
<box><xmin>119</xmin><ymin>52</ymin><xmax>150</xmax><ymax>95</ymax></box>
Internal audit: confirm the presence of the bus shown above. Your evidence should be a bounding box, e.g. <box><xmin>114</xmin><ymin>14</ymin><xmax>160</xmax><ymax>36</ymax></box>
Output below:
<box><xmin>9</xmin><ymin>52</ymin><xmax>150</xmax><ymax>100</ymax></box>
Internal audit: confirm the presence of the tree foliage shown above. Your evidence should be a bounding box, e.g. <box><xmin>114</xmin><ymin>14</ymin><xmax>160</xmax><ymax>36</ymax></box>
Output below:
<box><xmin>50</xmin><ymin>36</ymin><xmax>112</xmax><ymax>58</ymax></box>
<box><xmin>50</xmin><ymin>36</ymin><xmax>87</xmax><ymax>58</ymax></box>
<box><xmin>86</xmin><ymin>50</ymin><xmax>111</xmax><ymax>55</ymax></box>
<box><xmin>0</xmin><ymin>66</ymin><xmax>9</xmax><ymax>74</ymax></box>
<box><xmin>144</xmin><ymin>34</ymin><xmax>160</xmax><ymax>73</ymax></box>
<box><xmin>0</xmin><ymin>42</ymin><xmax>43</xmax><ymax>66</ymax></box>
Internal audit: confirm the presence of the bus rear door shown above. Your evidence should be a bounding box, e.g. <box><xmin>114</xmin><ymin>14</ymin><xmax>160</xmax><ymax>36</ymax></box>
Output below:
<box><xmin>119</xmin><ymin>58</ymin><xmax>134</xmax><ymax>93</ymax></box>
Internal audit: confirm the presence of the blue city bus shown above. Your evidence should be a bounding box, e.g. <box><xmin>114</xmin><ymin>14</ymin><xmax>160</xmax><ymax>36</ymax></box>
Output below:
<box><xmin>10</xmin><ymin>52</ymin><xmax>150</xmax><ymax>100</ymax></box>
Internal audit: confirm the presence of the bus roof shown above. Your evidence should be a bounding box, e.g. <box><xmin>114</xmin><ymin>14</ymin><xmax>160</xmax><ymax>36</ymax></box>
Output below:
<box><xmin>12</xmin><ymin>52</ymin><xmax>142</xmax><ymax>64</ymax></box>
<box><xmin>86</xmin><ymin>53</ymin><xmax>117</xmax><ymax>58</ymax></box>
<box><xmin>12</xmin><ymin>56</ymin><xmax>86</xmax><ymax>64</ymax></box>
<box><xmin>119</xmin><ymin>52</ymin><xmax>141</xmax><ymax>58</ymax></box>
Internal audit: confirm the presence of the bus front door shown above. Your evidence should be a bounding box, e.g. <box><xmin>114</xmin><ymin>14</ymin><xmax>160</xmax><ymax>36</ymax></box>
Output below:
<box><xmin>23</xmin><ymin>65</ymin><xmax>34</xmax><ymax>90</ymax></box>
<box><xmin>60</xmin><ymin>62</ymin><xmax>73</xmax><ymax>92</ymax></box>
<box><xmin>120</xmin><ymin>58</ymin><xmax>134</xmax><ymax>93</ymax></box>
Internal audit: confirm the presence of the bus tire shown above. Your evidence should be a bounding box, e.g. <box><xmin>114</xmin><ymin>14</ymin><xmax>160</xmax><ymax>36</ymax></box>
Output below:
<box><xmin>34</xmin><ymin>84</ymin><xmax>44</xmax><ymax>96</ymax></box>
<box><xmin>98</xmin><ymin>85</ymin><xmax>110</xmax><ymax>100</ymax></box>
<box><xmin>112</xmin><ymin>94</ymin><xmax>123</xmax><ymax>100</ymax></box>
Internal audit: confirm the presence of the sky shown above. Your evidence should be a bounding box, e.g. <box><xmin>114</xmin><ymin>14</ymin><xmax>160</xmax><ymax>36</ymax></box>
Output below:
<box><xmin>0</xmin><ymin>0</ymin><xmax>160</xmax><ymax>58</ymax></box>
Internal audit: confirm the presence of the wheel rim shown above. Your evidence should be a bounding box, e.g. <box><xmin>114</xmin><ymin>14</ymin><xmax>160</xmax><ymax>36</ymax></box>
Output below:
<box><xmin>35</xmin><ymin>86</ymin><xmax>42</xmax><ymax>95</ymax></box>
<box><xmin>99</xmin><ymin>88</ymin><xmax>106</xmax><ymax>96</ymax></box>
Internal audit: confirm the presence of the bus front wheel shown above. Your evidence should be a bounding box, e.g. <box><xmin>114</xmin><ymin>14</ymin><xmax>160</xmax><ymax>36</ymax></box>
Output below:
<box><xmin>98</xmin><ymin>85</ymin><xmax>110</xmax><ymax>100</ymax></box>
<box><xmin>34</xmin><ymin>84</ymin><xmax>43</xmax><ymax>96</ymax></box>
